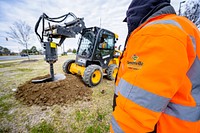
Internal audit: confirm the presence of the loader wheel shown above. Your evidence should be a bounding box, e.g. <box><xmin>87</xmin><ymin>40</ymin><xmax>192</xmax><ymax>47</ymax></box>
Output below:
<box><xmin>83</xmin><ymin>65</ymin><xmax>103</xmax><ymax>87</ymax></box>
<box><xmin>106</xmin><ymin>64</ymin><xmax>118</xmax><ymax>80</ymax></box>
<box><xmin>62</xmin><ymin>59</ymin><xmax>75</xmax><ymax>74</ymax></box>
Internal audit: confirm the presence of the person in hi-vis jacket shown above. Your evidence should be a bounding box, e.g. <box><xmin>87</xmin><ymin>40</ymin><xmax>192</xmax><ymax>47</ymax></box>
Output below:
<box><xmin>110</xmin><ymin>0</ymin><xmax>200</xmax><ymax>133</ymax></box>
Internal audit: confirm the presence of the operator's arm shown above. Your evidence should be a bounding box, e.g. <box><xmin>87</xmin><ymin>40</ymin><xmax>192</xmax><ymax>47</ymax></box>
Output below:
<box><xmin>111</xmin><ymin>27</ymin><xmax>188</xmax><ymax>132</ymax></box>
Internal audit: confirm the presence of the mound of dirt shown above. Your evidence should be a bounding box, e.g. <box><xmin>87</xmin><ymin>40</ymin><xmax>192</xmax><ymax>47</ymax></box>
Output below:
<box><xmin>15</xmin><ymin>74</ymin><xmax>93</xmax><ymax>106</ymax></box>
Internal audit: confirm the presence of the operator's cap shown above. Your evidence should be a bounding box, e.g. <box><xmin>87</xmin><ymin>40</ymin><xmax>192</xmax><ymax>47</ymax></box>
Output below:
<box><xmin>123</xmin><ymin>0</ymin><xmax>171</xmax><ymax>22</ymax></box>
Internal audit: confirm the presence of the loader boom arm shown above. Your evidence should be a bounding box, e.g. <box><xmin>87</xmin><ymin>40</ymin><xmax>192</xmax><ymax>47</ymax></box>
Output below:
<box><xmin>32</xmin><ymin>12</ymin><xmax>86</xmax><ymax>83</ymax></box>
<box><xmin>35</xmin><ymin>12</ymin><xmax>86</xmax><ymax>46</ymax></box>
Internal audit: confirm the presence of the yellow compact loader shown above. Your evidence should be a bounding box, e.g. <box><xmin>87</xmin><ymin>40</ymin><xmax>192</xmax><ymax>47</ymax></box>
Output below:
<box><xmin>33</xmin><ymin>12</ymin><xmax>122</xmax><ymax>87</ymax></box>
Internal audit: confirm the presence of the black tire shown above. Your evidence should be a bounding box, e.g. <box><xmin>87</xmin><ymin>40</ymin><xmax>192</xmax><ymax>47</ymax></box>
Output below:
<box><xmin>83</xmin><ymin>65</ymin><xmax>103</xmax><ymax>87</ymax></box>
<box><xmin>106</xmin><ymin>64</ymin><xmax>118</xmax><ymax>80</ymax></box>
<box><xmin>62</xmin><ymin>59</ymin><xmax>75</xmax><ymax>74</ymax></box>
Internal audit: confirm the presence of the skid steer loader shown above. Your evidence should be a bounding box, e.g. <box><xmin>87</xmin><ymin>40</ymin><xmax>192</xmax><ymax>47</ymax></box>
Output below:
<box><xmin>33</xmin><ymin>12</ymin><xmax>121</xmax><ymax>87</ymax></box>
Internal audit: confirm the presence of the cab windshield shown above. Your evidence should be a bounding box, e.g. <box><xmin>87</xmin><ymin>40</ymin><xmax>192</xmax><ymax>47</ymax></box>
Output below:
<box><xmin>77</xmin><ymin>32</ymin><xmax>94</xmax><ymax>58</ymax></box>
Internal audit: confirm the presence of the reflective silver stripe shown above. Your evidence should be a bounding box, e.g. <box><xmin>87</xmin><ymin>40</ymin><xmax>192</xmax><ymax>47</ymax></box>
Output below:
<box><xmin>144</xmin><ymin>19</ymin><xmax>197</xmax><ymax>53</ymax></box>
<box><xmin>164</xmin><ymin>56</ymin><xmax>200</xmax><ymax>121</ymax></box>
<box><xmin>187</xmin><ymin>57</ymin><xmax>200</xmax><ymax>105</ymax></box>
<box><xmin>115</xmin><ymin>79</ymin><xmax>130</xmax><ymax>95</ymax></box>
<box><xmin>119</xmin><ymin>78</ymin><xmax>170</xmax><ymax>112</ymax></box>
<box><xmin>144</xmin><ymin>19</ymin><xmax>183</xmax><ymax>30</ymax></box>
<box><xmin>189</xmin><ymin>35</ymin><xmax>197</xmax><ymax>51</ymax></box>
<box><xmin>111</xmin><ymin>117</ymin><xmax>124</xmax><ymax>133</ymax></box>
<box><xmin>115</xmin><ymin>85</ymin><xmax>120</xmax><ymax>95</ymax></box>
<box><xmin>164</xmin><ymin>102</ymin><xmax>200</xmax><ymax>122</ymax></box>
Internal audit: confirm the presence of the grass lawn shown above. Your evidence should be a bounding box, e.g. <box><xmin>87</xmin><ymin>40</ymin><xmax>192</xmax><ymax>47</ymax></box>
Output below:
<box><xmin>0</xmin><ymin>55</ymin><xmax>115</xmax><ymax>133</ymax></box>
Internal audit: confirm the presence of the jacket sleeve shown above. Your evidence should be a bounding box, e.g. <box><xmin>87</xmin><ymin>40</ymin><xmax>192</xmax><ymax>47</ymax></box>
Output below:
<box><xmin>111</xmin><ymin>31</ymin><xmax>189</xmax><ymax>132</ymax></box>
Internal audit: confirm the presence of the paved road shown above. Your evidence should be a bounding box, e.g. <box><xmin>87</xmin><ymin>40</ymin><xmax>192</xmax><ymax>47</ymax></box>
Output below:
<box><xmin>0</xmin><ymin>55</ymin><xmax>44</xmax><ymax>61</ymax></box>
<box><xmin>0</xmin><ymin>55</ymin><xmax>44</xmax><ymax>64</ymax></box>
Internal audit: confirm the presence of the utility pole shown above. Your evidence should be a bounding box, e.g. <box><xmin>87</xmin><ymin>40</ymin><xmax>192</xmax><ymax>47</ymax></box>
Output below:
<box><xmin>100</xmin><ymin>17</ymin><xmax>101</xmax><ymax>28</ymax></box>
<box><xmin>179</xmin><ymin>1</ymin><xmax>186</xmax><ymax>16</ymax></box>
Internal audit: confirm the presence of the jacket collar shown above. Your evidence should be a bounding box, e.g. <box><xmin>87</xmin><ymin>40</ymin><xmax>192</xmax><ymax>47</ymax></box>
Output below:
<box><xmin>140</xmin><ymin>4</ymin><xmax>176</xmax><ymax>25</ymax></box>
<box><xmin>150</xmin><ymin>5</ymin><xmax>176</xmax><ymax>19</ymax></box>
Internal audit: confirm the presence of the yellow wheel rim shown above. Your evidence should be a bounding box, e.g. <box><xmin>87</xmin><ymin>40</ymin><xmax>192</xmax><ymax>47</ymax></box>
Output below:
<box><xmin>112</xmin><ymin>68</ymin><xmax>118</xmax><ymax>78</ymax></box>
<box><xmin>91</xmin><ymin>70</ymin><xmax>101</xmax><ymax>84</ymax></box>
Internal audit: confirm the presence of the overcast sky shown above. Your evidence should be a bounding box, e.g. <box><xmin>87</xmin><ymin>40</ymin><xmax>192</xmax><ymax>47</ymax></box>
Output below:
<box><xmin>0</xmin><ymin>0</ymin><xmax>183</xmax><ymax>53</ymax></box>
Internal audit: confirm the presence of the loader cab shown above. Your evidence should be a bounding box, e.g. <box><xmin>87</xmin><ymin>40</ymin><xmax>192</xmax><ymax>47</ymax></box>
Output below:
<box><xmin>76</xmin><ymin>27</ymin><xmax>117</xmax><ymax>68</ymax></box>
<box><xmin>77</xmin><ymin>28</ymin><xmax>95</xmax><ymax>59</ymax></box>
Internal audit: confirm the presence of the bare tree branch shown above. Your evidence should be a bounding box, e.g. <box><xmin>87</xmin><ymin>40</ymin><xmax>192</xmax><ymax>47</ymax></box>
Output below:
<box><xmin>183</xmin><ymin>0</ymin><xmax>200</xmax><ymax>28</ymax></box>
<box><xmin>6</xmin><ymin>20</ymin><xmax>32</xmax><ymax>60</ymax></box>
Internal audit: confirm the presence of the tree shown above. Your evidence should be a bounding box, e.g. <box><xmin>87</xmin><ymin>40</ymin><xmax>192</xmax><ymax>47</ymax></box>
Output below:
<box><xmin>183</xmin><ymin>0</ymin><xmax>200</xmax><ymax>28</ymax></box>
<box><xmin>30</xmin><ymin>46</ymin><xmax>39</xmax><ymax>54</ymax></box>
<box><xmin>3</xmin><ymin>48</ymin><xmax>11</xmax><ymax>55</ymax></box>
<box><xmin>21</xmin><ymin>49</ymin><xmax>31</xmax><ymax>54</ymax></box>
<box><xmin>67</xmin><ymin>48</ymin><xmax>72</xmax><ymax>53</ymax></box>
<box><xmin>0</xmin><ymin>46</ymin><xmax>3</xmax><ymax>55</ymax></box>
<box><xmin>0</xmin><ymin>46</ymin><xmax>11</xmax><ymax>55</ymax></box>
<box><xmin>7</xmin><ymin>20</ymin><xmax>32</xmax><ymax>60</ymax></box>
<box><xmin>72</xmin><ymin>48</ymin><xmax>77</xmax><ymax>53</ymax></box>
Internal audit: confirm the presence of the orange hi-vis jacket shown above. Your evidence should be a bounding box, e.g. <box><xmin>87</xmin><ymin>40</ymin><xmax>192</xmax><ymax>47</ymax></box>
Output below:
<box><xmin>111</xmin><ymin>14</ymin><xmax>200</xmax><ymax>133</ymax></box>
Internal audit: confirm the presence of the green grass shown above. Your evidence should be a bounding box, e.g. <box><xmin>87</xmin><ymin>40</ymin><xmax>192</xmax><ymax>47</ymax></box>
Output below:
<box><xmin>0</xmin><ymin>94</ymin><xmax>12</xmax><ymax>101</ymax></box>
<box><xmin>0</xmin><ymin>94</ymin><xmax>14</xmax><ymax>120</ymax></box>
<box><xmin>86</xmin><ymin>124</ymin><xmax>110</xmax><ymax>133</ymax></box>
<box><xmin>85</xmin><ymin>115</ymin><xmax>110</xmax><ymax>133</ymax></box>
<box><xmin>87</xmin><ymin>109</ymin><xmax>110</xmax><ymax>133</ymax></box>
<box><xmin>15</xmin><ymin>68</ymin><xmax>33</xmax><ymax>72</ymax></box>
<box><xmin>30</xmin><ymin>121</ymin><xmax>55</xmax><ymax>133</ymax></box>
<box><xmin>0</xmin><ymin>127</ymin><xmax>11</xmax><ymax>133</ymax></box>
<box><xmin>75</xmin><ymin>109</ymin><xmax>87</xmax><ymax>122</ymax></box>
<box><xmin>0</xmin><ymin>63</ymin><xmax>15</xmax><ymax>68</ymax></box>
<box><xmin>6</xmin><ymin>68</ymin><xmax>33</xmax><ymax>75</ymax></box>
<box><xmin>69</xmin><ymin>108</ymin><xmax>110</xmax><ymax>133</ymax></box>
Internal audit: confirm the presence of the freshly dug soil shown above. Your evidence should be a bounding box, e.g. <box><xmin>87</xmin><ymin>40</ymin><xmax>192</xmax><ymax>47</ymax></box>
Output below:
<box><xmin>15</xmin><ymin>74</ymin><xmax>93</xmax><ymax>106</ymax></box>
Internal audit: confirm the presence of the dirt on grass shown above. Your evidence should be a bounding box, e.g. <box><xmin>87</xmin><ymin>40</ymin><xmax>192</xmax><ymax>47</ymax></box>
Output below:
<box><xmin>20</xmin><ymin>59</ymin><xmax>39</xmax><ymax>63</ymax></box>
<box><xmin>15</xmin><ymin>74</ymin><xmax>93</xmax><ymax>106</ymax></box>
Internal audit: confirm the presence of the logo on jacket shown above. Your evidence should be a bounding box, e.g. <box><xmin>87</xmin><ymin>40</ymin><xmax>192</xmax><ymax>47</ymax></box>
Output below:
<box><xmin>132</xmin><ymin>54</ymin><xmax>139</xmax><ymax>62</ymax></box>
<box><xmin>127</xmin><ymin>54</ymin><xmax>143</xmax><ymax>70</ymax></box>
